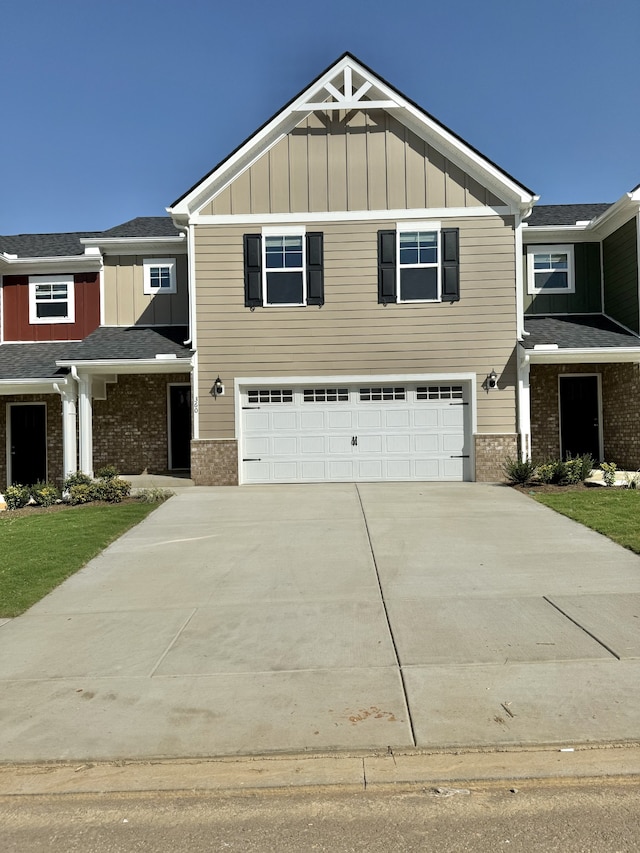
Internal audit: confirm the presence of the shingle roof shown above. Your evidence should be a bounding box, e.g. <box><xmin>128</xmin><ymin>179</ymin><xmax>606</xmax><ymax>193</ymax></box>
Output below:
<box><xmin>62</xmin><ymin>326</ymin><xmax>192</xmax><ymax>361</ymax></box>
<box><xmin>0</xmin><ymin>218</ymin><xmax>180</xmax><ymax>258</ymax></box>
<box><xmin>100</xmin><ymin>217</ymin><xmax>182</xmax><ymax>238</ymax></box>
<box><xmin>526</xmin><ymin>204</ymin><xmax>612</xmax><ymax>227</ymax></box>
<box><xmin>0</xmin><ymin>342</ymin><xmax>74</xmax><ymax>381</ymax></box>
<box><xmin>524</xmin><ymin>315</ymin><xmax>640</xmax><ymax>349</ymax></box>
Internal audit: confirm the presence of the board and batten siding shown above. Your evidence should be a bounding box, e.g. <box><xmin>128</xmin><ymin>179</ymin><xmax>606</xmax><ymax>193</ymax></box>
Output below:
<box><xmin>103</xmin><ymin>255</ymin><xmax>188</xmax><ymax>326</ymax></box>
<box><xmin>603</xmin><ymin>217</ymin><xmax>639</xmax><ymax>333</ymax></box>
<box><xmin>194</xmin><ymin>215</ymin><xmax>517</xmax><ymax>441</ymax></box>
<box><xmin>201</xmin><ymin>111</ymin><xmax>506</xmax><ymax>216</ymax></box>
<box><xmin>523</xmin><ymin>242</ymin><xmax>602</xmax><ymax>315</ymax></box>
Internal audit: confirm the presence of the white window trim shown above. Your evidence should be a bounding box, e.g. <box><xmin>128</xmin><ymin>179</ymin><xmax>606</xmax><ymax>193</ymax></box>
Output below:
<box><xmin>397</xmin><ymin>220</ymin><xmax>441</xmax><ymax>303</ymax></box>
<box><xmin>29</xmin><ymin>275</ymin><xmax>75</xmax><ymax>325</ymax></box>
<box><xmin>262</xmin><ymin>226</ymin><xmax>306</xmax><ymax>307</ymax></box>
<box><xmin>143</xmin><ymin>258</ymin><xmax>177</xmax><ymax>295</ymax></box>
<box><xmin>527</xmin><ymin>244</ymin><xmax>575</xmax><ymax>295</ymax></box>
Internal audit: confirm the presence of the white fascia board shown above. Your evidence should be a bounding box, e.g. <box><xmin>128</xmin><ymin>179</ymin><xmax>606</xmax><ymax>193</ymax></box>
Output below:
<box><xmin>526</xmin><ymin>347</ymin><xmax>640</xmax><ymax>364</ymax></box>
<box><xmin>236</xmin><ymin>371</ymin><xmax>476</xmax><ymax>385</ymax></box>
<box><xmin>80</xmin><ymin>236</ymin><xmax>186</xmax><ymax>256</ymax></box>
<box><xmin>588</xmin><ymin>194</ymin><xmax>640</xmax><ymax>240</ymax></box>
<box><xmin>170</xmin><ymin>54</ymin><xmax>535</xmax><ymax>219</ymax></box>
<box><xmin>0</xmin><ymin>378</ymin><xmax>67</xmax><ymax>395</ymax></box>
<box><xmin>522</xmin><ymin>225</ymin><xmax>596</xmax><ymax>243</ymax></box>
<box><xmin>192</xmin><ymin>205</ymin><xmax>512</xmax><ymax>227</ymax></box>
<box><xmin>0</xmin><ymin>255</ymin><xmax>102</xmax><ymax>273</ymax></box>
<box><xmin>55</xmin><ymin>358</ymin><xmax>193</xmax><ymax>374</ymax></box>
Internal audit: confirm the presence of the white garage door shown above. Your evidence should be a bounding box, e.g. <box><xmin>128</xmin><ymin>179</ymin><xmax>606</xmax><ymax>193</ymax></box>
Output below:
<box><xmin>240</xmin><ymin>382</ymin><xmax>471</xmax><ymax>483</ymax></box>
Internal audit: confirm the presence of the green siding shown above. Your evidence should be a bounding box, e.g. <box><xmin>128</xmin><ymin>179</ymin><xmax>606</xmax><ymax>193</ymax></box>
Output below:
<box><xmin>603</xmin><ymin>217</ymin><xmax>639</xmax><ymax>333</ymax></box>
<box><xmin>524</xmin><ymin>242</ymin><xmax>602</xmax><ymax>315</ymax></box>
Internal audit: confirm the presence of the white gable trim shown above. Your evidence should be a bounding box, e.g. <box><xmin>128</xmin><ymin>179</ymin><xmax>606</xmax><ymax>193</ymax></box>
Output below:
<box><xmin>169</xmin><ymin>55</ymin><xmax>536</xmax><ymax>220</ymax></box>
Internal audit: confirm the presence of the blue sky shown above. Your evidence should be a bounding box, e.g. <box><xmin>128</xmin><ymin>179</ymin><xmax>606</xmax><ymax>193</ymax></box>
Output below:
<box><xmin>2</xmin><ymin>0</ymin><xmax>639</xmax><ymax>235</ymax></box>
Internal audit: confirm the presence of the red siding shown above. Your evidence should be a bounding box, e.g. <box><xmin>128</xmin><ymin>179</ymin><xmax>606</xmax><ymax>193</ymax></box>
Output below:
<box><xmin>2</xmin><ymin>272</ymin><xmax>100</xmax><ymax>341</ymax></box>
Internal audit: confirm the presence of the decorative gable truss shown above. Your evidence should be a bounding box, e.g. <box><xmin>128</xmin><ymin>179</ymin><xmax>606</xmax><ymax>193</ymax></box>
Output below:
<box><xmin>168</xmin><ymin>53</ymin><xmax>537</xmax><ymax>224</ymax></box>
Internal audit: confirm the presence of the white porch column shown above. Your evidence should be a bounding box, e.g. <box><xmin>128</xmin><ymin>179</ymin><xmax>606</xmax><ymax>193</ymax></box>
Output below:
<box><xmin>57</xmin><ymin>384</ymin><xmax>78</xmax><ymax>480</ymax></box>
<box><xmin>73</xmin><ymin>368</ymin><xmax>94</xmax><ymax>477</ymax></box>
<box><xmin>517</xmin><ymin>346</ymin><xmax>531</xmax><ymax>460</ymax></box>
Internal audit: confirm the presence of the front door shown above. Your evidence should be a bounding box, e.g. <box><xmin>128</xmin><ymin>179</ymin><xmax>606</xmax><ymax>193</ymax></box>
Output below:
<box><xmin>9</xmin><ymin>403</ymin><xmax>47</xmax><ymax>485</ymax></box>
<box><xmin>559</xmin><ymin>375</ymin><xmax>601</xmax><ymax>461</ymax></box>
<box><xmin>168</xmin><ymin>384</ymin><xmax>191</xmax><ymax>470</ymax></box>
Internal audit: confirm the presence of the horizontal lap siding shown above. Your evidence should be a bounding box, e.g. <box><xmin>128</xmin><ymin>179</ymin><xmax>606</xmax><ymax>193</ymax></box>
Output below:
<box><xmin>194</xmin><ymin>216</ymin><xmax>517</xmax><ymax>439</ymax></box>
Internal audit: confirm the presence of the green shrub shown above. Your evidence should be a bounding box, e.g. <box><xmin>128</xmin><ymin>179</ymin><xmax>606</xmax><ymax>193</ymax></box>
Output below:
<box><xmin>92</xmin><ymin>477</ymin><xmax>131</xmax><ymax>503</ymax></box>
<box><xmin>64</xmin><ymin>471</ymin><xmax>93</xmax><ymax>491</ymax></box>
<box><xmin>600</xmin><ymin>461</ymin><xmax>618</xmax><ymax>487</ymax></box>
<box><xmin>134</xmin><ymin>488</ymin><xmax>175</xmax><ymax>504</ymax></box>
<box><xmin>94</xmin><ymin>465</ymin><xmax>120</xmax><ymax>481</ymax></box>
<box><xmin>5</xmin><ymin>484</ymin><xmax>30</xmax><ymax>510</ymax></box>
<box><xmin>623</xmin><ymin>471</ymin><xmax>640</xmax><ymax>489</ymax></box>
<box><xmin>31</xmin><ymin>481</ymin><xmax>60</xmax><ymax>507</ymax></box>
<box><xmin>68</xmin><ymin>483</ymin><xmax>94</xmax><ymax>505</ymax></box>
<box><xmin>503</xmin><ymin>456</ymin><xmax>537</xmax><ymax>486</ymax></box>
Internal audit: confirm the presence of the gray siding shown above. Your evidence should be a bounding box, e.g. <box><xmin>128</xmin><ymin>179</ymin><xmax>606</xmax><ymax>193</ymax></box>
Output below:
<box><xmin>103</xmin><ymin>255</ymin><xmax>188</xmax><ymax>326</ymax></box>
<box><xmin>603</xmin><ymin>217</ymin><xmax>639</xmax><ymax>333</ymax></box>
<box><xmin>202</xmin><ymin>111</ymin><xmax>506</xmax><ymax>216</ymax></box>
<box><xmin>194</xmin><ymin>216</ymin><xmax>517</xmax><ymax>440</ymax></box>
<box><xmin>524</xmin><ymin>242</ymin><xmax>602</xmax><ymax>315</ymax></box>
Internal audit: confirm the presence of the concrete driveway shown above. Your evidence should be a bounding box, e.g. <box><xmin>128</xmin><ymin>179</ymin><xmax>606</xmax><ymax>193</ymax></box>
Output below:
<box><xmin>2</xmin><ymin>483</ymin><xmax>640</xmax><ymax>762</ymax></box>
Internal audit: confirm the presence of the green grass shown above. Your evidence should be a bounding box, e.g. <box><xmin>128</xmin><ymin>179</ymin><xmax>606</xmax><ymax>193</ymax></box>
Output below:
<box><xmin>0</xmin><ymin>502</ymin><xmax>159</xmax><ymax>617</ymax></box>
<box><xmin>534</xmin><ymin>489</ymin><xmax>640</xmax><ymax>554</ymax></box>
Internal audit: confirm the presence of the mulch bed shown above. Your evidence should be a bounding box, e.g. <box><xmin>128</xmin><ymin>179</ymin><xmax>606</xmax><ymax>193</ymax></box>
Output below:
<box><xmin>511</xmin><ymin>481</ymin><xmax>598</xmax><ymax>495</ymax></box>
<box><xmin>0</xmin><ymin>498</ymin><xmax>140</xmax><ymax>520</ymax></box>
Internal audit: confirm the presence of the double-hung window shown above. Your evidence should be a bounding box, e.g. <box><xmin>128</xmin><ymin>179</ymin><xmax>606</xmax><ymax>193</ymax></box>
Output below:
<box><xmin>378</xmin><ymin>223</ymin><xmax>460</xmax><ymax>304</ymax></box>
<box><xmin>143</xmin><ymin>258</ymin><xmax>177</xmax><ymax>295</ymax></box>
<box><xmin>243</xmin><ymin>230</ymin><xmax>324</xmax><ymax>307</ymax></box>
<box><xmin>263</xmin><ymin>228</ymin><xmax>305</xmax><ymax>305</ymax></box>
<box><xmin>398</xmin><ymin>227</ymin><xmax>440</xmax><ymax>301</ymax></box>
<box><xmin>527</xmin><ymin>245</ymin><xmax>574</xmax><ymax>294</ymax></box>
<box><xmin>29</xmin><ymin>275</ymin><xmax>75</xmax><ymax>324</ymax></box>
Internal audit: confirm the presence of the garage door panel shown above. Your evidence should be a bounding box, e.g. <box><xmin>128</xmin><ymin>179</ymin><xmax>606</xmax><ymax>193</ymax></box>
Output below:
<box><xmin>241</xmin><ymin>382</ymin><xmax>471</xmax><ymax>483</ymax></box>
<box><xmin>272</xmin><ymin>412</ymin><xmax>298</xmax><ymax>430</ymax></box>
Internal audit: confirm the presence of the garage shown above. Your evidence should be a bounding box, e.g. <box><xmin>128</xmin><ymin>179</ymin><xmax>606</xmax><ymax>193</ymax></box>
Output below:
<box><xmin>239</xmin><ymin>379</ymin><xmax>473</xmax><ymax>483</ymax></box>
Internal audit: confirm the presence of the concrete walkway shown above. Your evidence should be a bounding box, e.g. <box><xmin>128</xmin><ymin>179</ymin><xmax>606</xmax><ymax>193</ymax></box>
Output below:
<box><xmin>2</xmin><ymin>483</ymin><xmax>640</xmax><ymax>764</ymax></box>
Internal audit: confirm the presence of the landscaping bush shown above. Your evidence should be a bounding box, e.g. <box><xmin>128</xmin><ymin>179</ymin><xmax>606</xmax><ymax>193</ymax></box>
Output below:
<box><xmin>68</xmin><ymin>483</ymin><xmax>94</xmax><ymax>505</ymax></box>
<box><xmin>31</xmin><ymin>481</ymin><xmax>60</xmax><ymax>507</ymax></box>
<box><xmin>4</xmin><ymin>484</ymin><xmax>30</xmax><ymax>510</ymax></box>
<box><xmin>135</xmin><ymin>488</ymin><xmax>175</xmax><ymax>504</ymax></box>
<box><xmin>92</xmin><ymin>476</ymin><xmax>131</xmax><ymax>503</ymax></box>
<box><xmin>503</xmin><ymin>456</ymin><xmax>537</xmax><ymax>486</ymax></box>
<box><xmin>64</xmin><ymin>471</ymin><xmax>93</xmax><ymax>491</ymax></box>
<box><xmin>94</xmin><ymin>464</ymin><xmax>120</xmax><ymax>481</ymax></box>
<box><xmin>600</xmin><ymin>461</ymin><xmax>618</xmax><ymax>487</ymax></box>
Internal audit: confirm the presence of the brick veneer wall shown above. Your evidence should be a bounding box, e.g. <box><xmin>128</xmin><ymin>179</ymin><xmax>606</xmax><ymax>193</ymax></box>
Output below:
<box><xmin>475</xmin><ymin>434</ymin><xmax>519</xmax><ymax>482</ymax></box>
<box><xmin>530</xmin><ymin>363</ymin><xmax>640</xmax><ymax>468</ymax></box>
<box><xmin>191</xmin><ymin>439</ymin><xmax>239</xmax><ymax>485</ymax></box>
<box><xmin>0</xmin><ymin>394</ymin><xmax>63</xmax><ymax>487</ymax></box>
<box><xmin>93</xmin><ymin>373</ymin><xmax>188</xmax><ymax>474</ymax></box>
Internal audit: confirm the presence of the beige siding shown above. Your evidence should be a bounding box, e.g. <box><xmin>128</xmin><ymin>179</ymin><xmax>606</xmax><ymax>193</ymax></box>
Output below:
<box><xmin>103</xmin><ymin>255</ymin><xmax>188</xmax><ymax>326</ymax></box>
<box><xmin>194</xmin><ymin>216</ymin><xmax>517</xmax><ymax>439</ymax></box>
<box><xmin>201</xmin><ymin>111</ymin><xmax>507</xmax><ymax>215</ymax></box>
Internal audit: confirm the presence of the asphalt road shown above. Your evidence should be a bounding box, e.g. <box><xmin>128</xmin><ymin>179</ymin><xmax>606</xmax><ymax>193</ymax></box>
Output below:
<box><xmin>4</xmin><ymin>779</ymin><xmax>640</xmax><ymax>852</ymax></box>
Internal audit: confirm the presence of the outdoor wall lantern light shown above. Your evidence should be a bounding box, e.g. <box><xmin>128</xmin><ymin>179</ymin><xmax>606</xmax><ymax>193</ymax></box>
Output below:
<box><xmin>211</xmin><ymin>376</ymin><xmax>225</xmax><ymax>397</ymax></box>
<box><xmin>486</xmin><ymin>369</ymin><xmax>498</xmax><ymax>391</ymax></box>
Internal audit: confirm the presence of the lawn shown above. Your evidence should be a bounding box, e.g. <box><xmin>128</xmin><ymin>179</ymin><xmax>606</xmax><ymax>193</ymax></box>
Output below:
<box><xmin>534</xmin><ymin>489</ymin><xmax>640</xmax><ymax>554</ymax></box>
<box><xmin>0</xmin><ymin>502</ymin><xmax>159</xmax><ymax>617</ymax></box>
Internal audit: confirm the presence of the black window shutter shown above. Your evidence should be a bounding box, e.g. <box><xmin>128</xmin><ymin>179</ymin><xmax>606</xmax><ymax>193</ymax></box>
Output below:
<box><xmin>306</xmin><ymin>232</ymin><xmax>324</xmax><ymax>306</ymax></box>
<box><xmin>243</xmin><ymin>234</ymin><xmax>262</xmax><ymax>307</ymax></box>
<box><xmin>441</xmin><ymin>228</ymin><xmax>460</xmax><ymax>302</ymax></box>
<box><xmin>378</xmin><ymin>230</ymin><xmax>397</xmax><ymax>304</ymax></box>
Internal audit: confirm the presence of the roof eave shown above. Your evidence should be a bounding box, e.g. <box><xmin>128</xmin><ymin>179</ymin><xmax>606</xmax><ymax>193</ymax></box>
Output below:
<box><xmin>55</xmin><ymin>357</ymin><xmax>193</xmax><ymax>374</ymax></box>
<box><xmin>526</xmin><ymin>347</ymin><xmax>640</xmax><ymax>364</ymax></box>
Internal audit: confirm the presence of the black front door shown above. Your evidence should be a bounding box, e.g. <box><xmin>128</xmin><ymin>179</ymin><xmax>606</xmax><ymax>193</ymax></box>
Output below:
<box><xmin>169</xmin><ymin>385</ymin><xmax>192</xmax><ymax>470</ymax></box>
<box><xmin>10</xmin><ymin>404</ymin><xmax>47</xmax><ymax>485</ymax></box>
<box><xmin>559</xmin><ymin>375</ymin><xmax>601</xmax><ymax>461</ymax></box>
